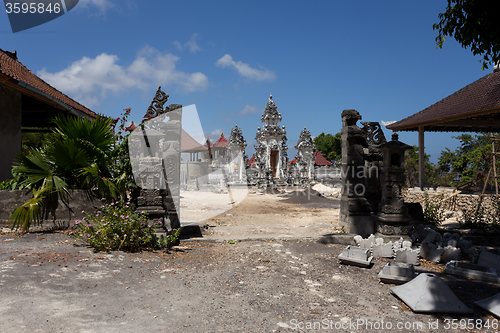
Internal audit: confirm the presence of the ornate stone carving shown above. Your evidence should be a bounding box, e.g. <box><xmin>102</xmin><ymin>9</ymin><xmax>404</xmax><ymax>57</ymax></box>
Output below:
<box><xmin>295</xmin><ymin>127</ymin><xmax>315</xmax><ymax>150</ymax></box>
<box><xmin>144</xmin><ymin>87</ymin><xmax>170</xmax><ymax>119</ymax></box>
<box><xmin>361</xmin><ymin>122</ymin><xmax>387</xmax><ymax>146</ymax></box>
<box><xmin>253</xmin><ymin>95</ymin><xmax>288</xmax><ymax>185</ymax></box>
<box><xmin>132</xmin><ymin>87</ymin><xmax>182</xmax><ymax>231</ymax></box>
<box><xmin>293</xmin><ymin>127</ymin><xmax>316</xmax><ymax>185</ymax></box>
<box><xmin>226</xmin><ymin>124</ymin><xmax>247</xmax><ymax>149</ymax></box>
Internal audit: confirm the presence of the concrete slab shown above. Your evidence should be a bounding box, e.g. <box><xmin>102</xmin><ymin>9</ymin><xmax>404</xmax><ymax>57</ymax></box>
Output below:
<box><xmin>378</xmin><ymin>262</ymin><xmax>415</xmax><ymax>284</ymax></box>
<box><xmin>478</xmin><ymin>249</ymin><xmax>500</xmax><ymax>272</ymax></box>
<box><xmin>444</xmin><ymin>260</ymin><xmax>500</xmax><ymax>283</ymax></box>
<box><xmin>474</xmin><ymin>293</ymin><xmax>500</xmax><ymax>319</ymax></box>
<box><xmin>338</xmin><ymin>245</ymin><xmax>373</xmax><ymax>267</ymax></box>
<box><xmin>390</xmin><ymin>273</ymin><xmax>473</xmax><ymax>314</ymax></box>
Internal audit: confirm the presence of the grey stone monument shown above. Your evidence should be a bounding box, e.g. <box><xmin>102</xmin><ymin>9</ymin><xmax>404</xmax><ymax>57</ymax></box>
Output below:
<box><xmin>129</xmin><ymin>87</ymin><xmax>182</xmax><ymax>231</ymax></box>
<box><xmin>376</xmin><ymin>133</ymin><xmax>411</xmax><ymax>235</ymax></box>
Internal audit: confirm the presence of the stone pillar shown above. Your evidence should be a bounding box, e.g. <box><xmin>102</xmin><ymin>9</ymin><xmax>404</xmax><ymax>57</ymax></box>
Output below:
<box><xmin>130</xmin><ymin>87</ymin><xmax>181</xmax><ymax>232</ymax></box>
<box><xmin>339</xmin><ymin>109</ymin><xmax>374</xmax><ymax>237</ymax></box>
<box><xmin>0</xmin><ymin>85</ymin><xmax>22</xmax><ymax>182</ymax></box>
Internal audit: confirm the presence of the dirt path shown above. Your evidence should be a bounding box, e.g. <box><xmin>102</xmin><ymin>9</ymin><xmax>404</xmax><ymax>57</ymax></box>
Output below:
<box><xmin>180</xmin><ymin>188</ymin><xmax>341</xmax><ymax>239</ymax></box>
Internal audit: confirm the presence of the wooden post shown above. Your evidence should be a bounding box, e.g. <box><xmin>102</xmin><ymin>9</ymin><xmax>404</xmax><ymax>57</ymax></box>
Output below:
<box><xmin>418</xmin><ymin>126</ymin><xmax>425</xmax><ymax>189</ymax></box>
<box><xmin>492</xmin><ymin>133</ymin><xmax>499</xmax><ymax>195</ymax></box>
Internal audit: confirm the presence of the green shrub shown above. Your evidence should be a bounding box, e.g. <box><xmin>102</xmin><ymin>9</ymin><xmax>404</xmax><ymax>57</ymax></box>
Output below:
<box><xmin>423</xmin><ymin>191</ymin><xmax>445</xmax><ymax>227</ymax></box>
<box><xmin>70</xmin><ymin>200</ymin><xmax>181</xmax><ymax>251</ymax></box>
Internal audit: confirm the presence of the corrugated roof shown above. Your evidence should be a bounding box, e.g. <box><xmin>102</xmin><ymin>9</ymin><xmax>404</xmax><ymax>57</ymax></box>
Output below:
<box><xmin>313</xmin><ymin>150</ymin><xmax>333</xmax><ymax>166</ymax></box>
<box><xmin>0</xmin><ymin>48</ymin><xmax>98</xmax><ymax>119</ymax></box>
<box><xmin>387</xmin><ymin>68</ymin><xmax>500</xmax><ymax>132</ymax></box>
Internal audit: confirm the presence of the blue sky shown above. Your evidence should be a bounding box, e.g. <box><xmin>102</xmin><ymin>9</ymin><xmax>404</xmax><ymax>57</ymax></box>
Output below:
<box><xmin>1</xmin><ymin>0</ymin><xmax>490</xmax><ymax>162</ymax></box>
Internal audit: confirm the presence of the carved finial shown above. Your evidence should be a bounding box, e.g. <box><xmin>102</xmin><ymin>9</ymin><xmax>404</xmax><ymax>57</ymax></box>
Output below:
<box><xmin>269</xmin><ymin>94</ymin><xmax>273</xmax><ymax>102</ymax></box>
<box><xmin>391</xmin><ymin>133</ymin><xmax>399</xmax><ymax>141</ymax></box>
<box><xmin>221</xmin><ymin>132</ymin><xmax>224</xmax><ymax>137</ymax></box>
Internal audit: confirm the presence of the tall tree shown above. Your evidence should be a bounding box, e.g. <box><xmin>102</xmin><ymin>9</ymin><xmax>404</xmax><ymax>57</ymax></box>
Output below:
<box><xmin>405</xmin><ymin>146</ymin><xmax>440</xmax><ymax>187</ymax></box>
<box><xmin>313</xmin><ymin>132</ymin><xmax>341</xmax><ymax>163</ymax></box>
<box><xmin>433</xmin><ymin>0</ymin><xmax>500</xmax><ymax>69</ymax></box>
<box><xmin>437</xmin><ymin>133</ymin><xmax>491</xmax><ymax>186</ymax></box>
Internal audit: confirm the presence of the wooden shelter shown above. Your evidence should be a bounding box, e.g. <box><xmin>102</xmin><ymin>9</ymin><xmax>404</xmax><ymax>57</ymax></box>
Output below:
<box><xmin>387</xmin><ymin>67</ymin><xmax>500</xmax><ymax>188</ymax></box>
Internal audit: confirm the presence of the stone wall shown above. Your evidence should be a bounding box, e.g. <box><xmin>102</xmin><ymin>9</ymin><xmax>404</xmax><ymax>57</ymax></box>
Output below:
<box><xmin>0</xmin><ymin>190</ymin><xmax>100</xmax><ymax>228</ymax></box>
<box><xmin>404</xmin><ymin>187</ymin><xmax>499</xmax><ymax>212</ymax></box>
<box><xmin>314</xmin><ymin>167</ymin><xmax>341</xmax><ymax>186</ymax></box>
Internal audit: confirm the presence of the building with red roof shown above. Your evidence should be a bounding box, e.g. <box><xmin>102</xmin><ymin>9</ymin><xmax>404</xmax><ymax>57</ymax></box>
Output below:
<box><xmin>313</xmin><ymin>150</ymin><xmax>333</xmax><ymax>166</ymax></box>
<box><xmin>0</xmin><ymin>48</ymin><xmax>101</xmax><ymax>181</ymax></box>
<box><xmin>207</xmin><ymin>132</ymin><xmax>227</xmax><ymax>159</ymax></box>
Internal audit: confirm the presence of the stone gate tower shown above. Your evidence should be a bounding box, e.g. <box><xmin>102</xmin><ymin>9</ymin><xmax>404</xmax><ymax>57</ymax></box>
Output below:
<box><xmin>254</xmin><ymin>95</ymin><xmax>288</xmax><ymax>185</ymax></box>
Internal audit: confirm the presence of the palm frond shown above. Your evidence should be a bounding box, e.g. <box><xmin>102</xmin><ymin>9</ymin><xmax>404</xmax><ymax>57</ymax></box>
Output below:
<box><xmin>8</xmin><ymin>187</ymin><xmax>48</xmax><ymax>232</ymax></box>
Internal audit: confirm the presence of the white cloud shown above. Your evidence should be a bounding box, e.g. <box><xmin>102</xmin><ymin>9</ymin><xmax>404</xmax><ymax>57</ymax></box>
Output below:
<box><xmin>210</xmin><ymin>129</ymin><xmax>223</xmax><ymax>137</ymax></box>
<box><xmin>78</xmin><ymin>0</ymin><xmax>114</xmax><ymax>13</ymax></box>
<box><xmin>173</xmin><ymin>33</ymin><xmax>202</xmax><ymax>54</ymax></box>
<box><xmin>239</xmin><ymin>104</ymin><xmax>259</xmax><ymax>116</ymax></box>
<box><xmin>38</xmin><ymin>46</ymin><xmax>208</xmax><ymax>107</ymax></box>
<box><xmin>216</xmin><ymin>54</ymin><xmax>276</xmax><ymax>81</ymax></box>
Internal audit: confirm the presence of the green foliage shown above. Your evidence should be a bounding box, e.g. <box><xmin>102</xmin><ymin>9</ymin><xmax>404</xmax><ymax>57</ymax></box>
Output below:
<box><xmin>108</xmin><ymin>108</ymin><xmax>139</xmax><ymax>198</ymax></box>
<box><xmin>433</xmin><ymin>0</ymin><xmax>500</xmax><ymax>69</ymax></box>
<box><xmin>405</xmin><ymin>146</ymin><xmax>441</xmax><ymax>187</ymax></box>
<box><xmin>437</xmin><ymin>133</ymin><xmax>492</xmax><ymax>187</ymax></box>
<box><xmin>21</xmin><ymin>131</ymin><xmax>50</xmax><ymax>155</ymax></box>
<box><xmin>8</xmin><ymin>110</ymin><xmax>140</xmax><ymax>232</ymax></box>
<box><xmin>0</xmin><ymin>178</ymin><xmax>20</xmax><ymax>190</ymax></box>
<box><xmin>423</xmin><ymin>191</ymin><xmax>445</xmax><ymax>227</ymax></box>
<box><xmin>313</xmin><ymin>132</ymin><xmax>341</xmax><ymax>163</ymax></box>
<box><xmin>8</xmin><ymin>187</ymin><xmax>48</xmax><ymax>232</ymax></box>
<box><xmin>70</xmin><ymin>200</ymin><xmax>181</xmax><ymax>251</ymax></box>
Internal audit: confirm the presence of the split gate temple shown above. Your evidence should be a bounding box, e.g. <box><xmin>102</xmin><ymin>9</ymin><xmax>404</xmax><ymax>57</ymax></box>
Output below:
<box><xmin>254</xmin><ymin>95</ymin><xmax>289</xmax><ymax>185</ymax></box>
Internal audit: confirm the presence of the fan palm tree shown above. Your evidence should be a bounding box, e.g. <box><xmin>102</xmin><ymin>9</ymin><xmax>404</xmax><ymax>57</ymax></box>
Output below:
<box><xmin>9</xmin><ymin>114</ymin><xmax>123</xmax><ymax>232</ymax></box>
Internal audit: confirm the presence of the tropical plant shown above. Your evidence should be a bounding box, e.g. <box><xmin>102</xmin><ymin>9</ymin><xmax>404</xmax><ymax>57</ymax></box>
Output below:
<box><xmin>404</xmin><ymin>146</ymin><xmax>442</xmax><ymax>187</ymax></box>
<box><xmin>437</xmin><ymin>134</ymin><xmax>492</xmax><ymax>188</ymax></box>
<box><xmin>8</xmin><ymin>114</ymin><xmax>123</xmax><ymax>232</ymax></box>
<box><xmin>422</xmin><ymin>191</ymin><xmax>446</xmax><ymax>227</ymax></box>
<box><xmin>70</xmin><ymin>200</ymin><xmax>181</xmax><ymax>251</ymax></box>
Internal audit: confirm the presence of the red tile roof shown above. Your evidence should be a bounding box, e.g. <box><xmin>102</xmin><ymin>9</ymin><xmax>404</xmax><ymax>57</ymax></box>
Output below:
<box><xmin>313</xmin><ymin>150</ymin><xmax>333</xmax><ymax>166</ymax></box>
<box><xmin>387</xmin><ymin>69</ymin><xmax>500</xmax><ymax>132</ymax></box>
<box><xmin>0</xmin><ymin>48</ymin><xmax>98</xmax><ymax>119</ymax></box>
<box><xmin>288</xmin><ymin>158</ymin><xmax>297</xmax><ymax>165</ymax></box>
<box><xmin>247</xmin><ymin>155</ymin><xmax>256</xmax><ymax>167</ymax></box>
<box><xmin>211</xmin><ymin>133</ymin><xmax>228</xmax><ymax>148</ymax></box>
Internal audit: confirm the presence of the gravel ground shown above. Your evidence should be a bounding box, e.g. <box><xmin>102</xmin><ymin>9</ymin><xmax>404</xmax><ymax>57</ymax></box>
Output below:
<box><xmin>1</xmin><ymin>232</ymin><xmax>499</xmax><ymax>332</ymax></box>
